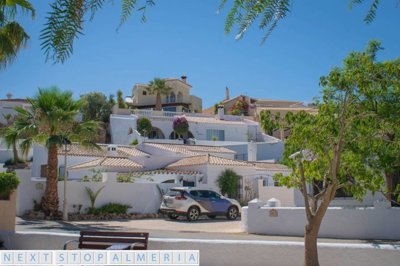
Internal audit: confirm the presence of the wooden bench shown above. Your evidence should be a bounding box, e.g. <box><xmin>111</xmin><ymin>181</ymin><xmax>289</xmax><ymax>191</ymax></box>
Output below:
<box><xmin>64</xmin><ymin>231</ymin><xmax>149</xmax><ymax>250</ymax></box>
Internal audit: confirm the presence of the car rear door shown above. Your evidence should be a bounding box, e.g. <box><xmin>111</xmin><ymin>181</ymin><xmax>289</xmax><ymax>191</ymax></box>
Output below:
<box><xmin>208</xmin><ymin>191</ymin><xmax>231</xmax><ymax>214</ymax></box>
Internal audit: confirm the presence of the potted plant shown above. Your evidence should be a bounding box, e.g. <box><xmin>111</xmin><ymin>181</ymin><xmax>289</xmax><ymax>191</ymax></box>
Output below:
<box><xmin>0</xmin><ymin>172</ymin><xmax>20</xmax><ymax>232</ymax></box>
<box><xmin>173</xmin><ymin>116</ymin><xmax>189</xmax><ymax>140</ymax></box>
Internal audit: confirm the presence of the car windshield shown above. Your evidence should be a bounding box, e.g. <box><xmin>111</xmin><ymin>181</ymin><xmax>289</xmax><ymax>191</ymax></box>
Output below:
<box><xmin>166</xmin><ymin>190</ymin><xmax>180</xmax><ymax>196</ymax></box>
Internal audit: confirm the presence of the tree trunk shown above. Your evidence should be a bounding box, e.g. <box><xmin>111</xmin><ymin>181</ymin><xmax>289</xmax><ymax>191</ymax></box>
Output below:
<box><xmin>385</xmin><ymin>171</ymin><xmax>400</xmax><ymax>207</ymax></box>
<box><xmin>155</xmin><ymin>92</ymin><xmax>162</xmax><ymax>111</ymax></box>
<box><xmin>304</xmin><ymin>221</ymin><xmax>322</xmax><ymax>266</ymax></box>
<box><xmin>12</xmin><ymin>140</ymin><xmax>19</xmax><ymax>163</ymax></box>
<box><xmin>41</xmin><ymin>143</ymin><xmax>60</xmax><ymax>217</ymax></box>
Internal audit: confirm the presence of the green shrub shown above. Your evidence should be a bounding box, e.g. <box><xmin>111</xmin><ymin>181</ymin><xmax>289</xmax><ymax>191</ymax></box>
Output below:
<box><xmin>97</xmin><ymin>203</ymin><xmax>131</xmax><ymax>214</ymax></box>
<box><xmin>0</xmin><ymin>172</ymin><xmax>20</xmax><ymax>200</ymax></box>
<box><xmin>137</xmin><ymin>117</ymin><xmax>152</xmax><ymax>136</ymax></box>
<box><xmin>4</xmin><ymin>159</ymin><xmax>25</xmax><ymax>166</ymax></box>
<box><xmin>131</xmin><ymin>138</ymin><xmax>139</xmax><ymax>145</ymax></box>
<box><xmin>216</xmin><ymin>169</ymin><xmax>241</xmax><ymax>199</ymax></box>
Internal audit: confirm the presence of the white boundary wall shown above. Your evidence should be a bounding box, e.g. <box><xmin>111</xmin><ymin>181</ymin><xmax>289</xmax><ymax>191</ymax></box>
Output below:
<box><xmin>2</xmin><ymin>232</ymin><xmax>400</xmax><ymax>266</ymax></box>
<box><xmin>242</xmin><ymin>200</ymin><xmax>400</xmax><ymax>240</ymax></box>
<box><xmin>15</xmin><ymin>170</ymin><xmax>174</xmax><ymax>216</ymax></box>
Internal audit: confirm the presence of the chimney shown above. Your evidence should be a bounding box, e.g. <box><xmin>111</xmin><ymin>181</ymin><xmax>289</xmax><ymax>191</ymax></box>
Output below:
<box><xmin>6</xmin><ymin>92</ymin><xmax>12</xmax><ymax>99</ymax></box>
<box><xmin>106</xmin><ymin>145</ymin><xmax>119</xmax><ymax>157</ymax></box>
<box><xmin>225</xmin><ymin>87</ymin><xmax>230</xmax><ymax>100</ymax></box>
<box><xmin>247</xmin><ymin>141</ymin><xmax>257</xmax><ymax>161</ymax></box>
<box><xmin>217</xmin><ymin>105</ymin><xmax>225</xmax><ymax>120</ymax></box>
<box><xmin>181</xmin><ymin>75</ymin><xmax>187</xmax><ymax>84</ymax></box>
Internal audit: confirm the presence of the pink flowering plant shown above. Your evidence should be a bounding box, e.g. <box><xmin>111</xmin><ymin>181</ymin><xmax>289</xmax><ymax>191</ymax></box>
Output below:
<box><xmin>173</xmin><ymin>116</ymin><xmax>189</xmax><ymax>138</ymax></box>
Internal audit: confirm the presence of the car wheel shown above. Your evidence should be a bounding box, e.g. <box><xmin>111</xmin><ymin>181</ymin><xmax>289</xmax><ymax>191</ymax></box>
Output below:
<box><xmin>168</xmin><ymin>213</ymin><xmax>178</xmax><ymax>220</ymax></box>
<box><xmin>187</xmin><ymin>206</ymin><xmax>200</xmax><ymax>221</ymax></box>
<box><xmin>207</xmin><ymin>215</ymin><xmax>216</xmax><ymax>219</ymax></box>
<box><xmin>226</xmin><ymin>206</ymin><xmax>238</xmax><ymax>220</ymax></box>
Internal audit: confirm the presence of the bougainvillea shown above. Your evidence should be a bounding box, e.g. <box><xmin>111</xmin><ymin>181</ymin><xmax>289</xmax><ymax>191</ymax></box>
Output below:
<box><xmin>173</xmin><ymin>116</ymin><xmax>189</xmax><ymax>137</ymax></box>
<box><xmin>229</xmin><ymin>97</ymin><xmax>249</xmax><ymax>115</ymax></box>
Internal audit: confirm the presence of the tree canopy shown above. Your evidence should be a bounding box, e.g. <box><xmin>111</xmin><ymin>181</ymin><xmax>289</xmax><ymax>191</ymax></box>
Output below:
<box><xmin>216</xmin><ymin>169</ymin><xmax>241</xmax><ymax>198</ymax></box>
<box><xmin>0</xmin><ymin>0</ymin><xmax>34</xmax><ymax>69</ymax></box>
<box><xmin>14</xmin><ymin>87</ymin><xmax>100</xmax><ymax>217</ymax></box>
<box><xmin>80</xmin><ymin>92</ymin><xmax>115</xmax><ymax>123</ymax></box>
<box><xmin>275</xmin><ymin>40</ymin><xmax>400</xmax><ymax>266</ymax></box>
<box><xmin>35</xmin><ymin>0</ymin><xmax>395</xmax><ymax>65</ymax></box>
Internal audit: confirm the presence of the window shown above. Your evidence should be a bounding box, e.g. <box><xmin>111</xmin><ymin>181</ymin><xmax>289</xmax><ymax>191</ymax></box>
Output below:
<box><xmin>197</xmin><ymin>190</ymin><xmax>210</xmax><ymax>198</ymax></box>
<box><xmin>208</xmin><ymin>191</ymin><xmax>221</xmax><ymax>199</ymax></box>
<box><xmin>190</xmin><ymin>191</ymin><xmax>199</xmax><ymax>197</ymax></box>
<box><xmin>142</xmin><ymin>91</ymin><xmax>147</xmax><ymax>96</ymax></box>
<box><xmin>206</xmin><ymin>129</ymin><xmax>225</xmax><ymax>141</ymax></box>
<box><xmin>59</xmin><ymin>165</ymin><xmax>65</xmax><ymax>177</ymax></box>
<box><xmin>170</xmin><ymin>92</ymin><xmax>176</xmax><ymax>103</ymax></box>
<box><xmin>177</xmin><ymin>91</ymin><xmax>183</xmax><ymax>102</ymax></box>
<box><xmin>163</xmin><ymin>106</ymin><xmax>177</xmax><ymax>112</ymax></box>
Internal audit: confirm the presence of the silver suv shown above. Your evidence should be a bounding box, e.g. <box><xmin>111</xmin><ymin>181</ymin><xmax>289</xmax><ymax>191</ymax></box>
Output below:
<box><xmin>160</xmin><ymin>187</ymin><xmax>241</xmax><ymax>221</ymax></box>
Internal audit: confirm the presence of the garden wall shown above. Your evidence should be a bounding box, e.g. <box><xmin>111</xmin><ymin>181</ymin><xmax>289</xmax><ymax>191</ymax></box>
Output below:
<box><xmin>242</xmin><ymin>199</ymin><xmax>400</xmax><ymax>240</ymax></box>
<box><xmin>15</xmin><ymin>170</ymin><xmax>174</xmax><ymax>216</ymax></box>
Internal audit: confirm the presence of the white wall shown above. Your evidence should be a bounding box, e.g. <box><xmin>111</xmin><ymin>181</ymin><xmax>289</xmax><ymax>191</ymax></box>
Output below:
<box><xmin>31</xmin><ymin>144</ymin><xmax>103</xmax><ymax>178</ymax></box>
<box><xmin>243</xmin><ymin>200</ymin><xmax>400</xmax><ymax>240</ymax></box>
<box><xmin>15</xmin><ymin>171</ymin><xmax>175</xmax><ymax>216</ymax></box>
<box><xmin>4</xmin><ymin>232</ymin><xmax>400</xmax><ymax>266</ymax></box>
<box><xmin>110</xmin><ymin>114</ymin><xmax>264</xmax><ymax>145</ymax></box>
<box><xmin>258</xmin><ymin>182</ymin><xmax>384</xmax><ymax>208</ymax></box>
<box><xmin>256</xmin><ymin>142</ymin><xmax>284</xmax><ymax>161</ymax></box>
<box><xmin>258</xmin><ymin>185</ymin><xmax>296</xmax><ymax>207</ymax></box>
<box><xmin>0</xmin><ymin>139</ymin><xmax>33</xmax><ymax>163</ymax></box>
<box><xmin>110</xmin><ymin>115</ymin><xmax>140</xmax><ymax>145</ymax></box>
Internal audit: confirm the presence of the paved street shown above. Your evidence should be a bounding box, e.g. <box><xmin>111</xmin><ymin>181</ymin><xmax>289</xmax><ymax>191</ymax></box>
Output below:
<box><xmin>15</xmin><ymin>217</ymin><xmax>400</xmax><ymax>266</ymax></box>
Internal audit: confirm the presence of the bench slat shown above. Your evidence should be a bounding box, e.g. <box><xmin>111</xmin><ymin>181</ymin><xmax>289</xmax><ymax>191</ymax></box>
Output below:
<box><xmin>74</xmin><ymin>231</ymin><xmax>148</xmax><ymax>250</ymax></box>
<box><xmin>80</xmin><ymin>231</ymin><xmax>148</xmax><ymax>238</ymax></box>
<box><xmin>80</xmin><ymin>237</ymin><xmax>148</xmax><ymax>244</ymax></box>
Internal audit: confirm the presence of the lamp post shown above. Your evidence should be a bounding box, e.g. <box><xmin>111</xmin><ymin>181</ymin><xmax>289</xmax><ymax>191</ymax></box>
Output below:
<box><xmin>143</xmin><ymin>129</ymin><xmax>147</xmax><ymax>143</ymax></box>
<box><xmin>62</xmin><ymin>139</ymin><xmax>71</xmax><ymax>221</ymax></box>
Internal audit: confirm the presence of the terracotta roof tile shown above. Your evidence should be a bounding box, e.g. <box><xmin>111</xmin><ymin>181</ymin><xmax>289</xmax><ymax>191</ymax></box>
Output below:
<box><xmin>167</xmin><ymin>154</ymin><xmax>253</xmax><ymax>168</ymax></box>
<box><xmin>252</xmin><ymin>162</ymin><xmax>291</xmax><ymax>171</ymax></box>
<box><xmin>130</xmin><ymin>169</ymin><xmax>202</xmax><ymax>176</ymax></box>
<box><xmin>116</xmin><ymin>146</ymin><xmax>150</xmax><ymax>157</ymax></box>
<box><xmin>186</xmin><ymin>116</ymin><xmax>245</xmax><ymax>125</ymax></box>
<box><xmin>58</xmin><ymin>144</ymin><xmax>106</xmax><ymax>157</ymax></box>
<box><xmin>142</xmin><ymin>143</ymin><xmax>236</xmax><ymax>155</ymax></box>
<box><xmin>69</xmin><ymin>157</ymin><xmax>144</xmax><ymax>170</ymax></box>
<box><xmin>57</xmin><ymin>143</ymin><xmax>149</xmax><ymax>157</ymax></box>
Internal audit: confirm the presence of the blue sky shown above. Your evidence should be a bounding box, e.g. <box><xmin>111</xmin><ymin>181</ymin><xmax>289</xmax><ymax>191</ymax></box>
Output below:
<box><xmin>1</xmin><ymin>0</ymin><xmax>399</xmax><ymax>108</ymax></box>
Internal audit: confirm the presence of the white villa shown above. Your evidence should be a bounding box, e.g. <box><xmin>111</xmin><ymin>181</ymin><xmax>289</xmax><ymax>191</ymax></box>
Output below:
<box><xmin>30</xmin><ymin>141</ymin><xmax>290</xmax><ymax>201</ymax></box>
<box><xmin>126</xmin><ymin>76</ymin><xmax>202</xmax><ymax>113</ymax></box>
<box><xmin>110</xmin><ymin>106</ymin><xmax>284</xmax><ymax>162</ymax></box>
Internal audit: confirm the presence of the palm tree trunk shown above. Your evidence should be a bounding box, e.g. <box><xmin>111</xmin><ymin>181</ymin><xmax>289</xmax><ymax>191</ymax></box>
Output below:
<box><xmin>155</xmin><ymin>92</ymin><xmax>162</xmax><ymax>111</ymax></box>
<box><xmin>12</xmin><ymin>140</ymin><xmax>19</xmax><ymax>163</ymax></box>
<box><xmin>41</xmin><ymin>143</ymin><xmax>60</xmax><ymax>217</ymax></box>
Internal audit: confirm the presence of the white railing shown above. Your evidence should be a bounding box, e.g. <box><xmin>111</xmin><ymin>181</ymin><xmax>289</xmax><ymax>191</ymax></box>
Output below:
<box><xmin>132</xmin><ymin>109</ymin><xmax>213</xmax><ymax>119</ymax></box>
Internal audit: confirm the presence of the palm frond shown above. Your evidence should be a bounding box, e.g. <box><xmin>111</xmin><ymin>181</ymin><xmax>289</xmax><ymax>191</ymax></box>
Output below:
<box><xmin>0</xmin><ymin>21</ymin><xmax>30</xmax><ymax>69</ymax></box>
<box><xmin>349</xmin><ymin>0</ymin><xmax>383</xmax><ymax>24</ymax></box>
<box><xmin>364</xmin><ymin>0</ymin><xmax>380</xmax><ymax>23</ymax></box>
<box><xmin>118</xmin><ymin>0</ymin><xmax>137</xmax><ymax>29</ymax></box>
<box><xmin>118</xmin><ymin>0</ymin><xmax>155</xmax><ymax>29</ymax></box>
<box><xmin>85</xmin><ymin>186</ymin><xmax>105</xmax><ymax>208</ymax></box>
<box><xmin>223</xmin><ymin>0</ymin><xmax>290</xmax><ymax>43</ymax></box>
<box><xmin>87</xmin><ymin>0</ymin><xmax>105</xmax><ymax>20</ymax></box>
<box><xmin>40</xmin><ymin>0</ymin><xmax>86</xmax><ymax>63</ymax></box>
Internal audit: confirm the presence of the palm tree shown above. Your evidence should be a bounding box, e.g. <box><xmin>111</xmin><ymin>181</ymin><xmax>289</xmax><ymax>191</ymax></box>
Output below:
<box><xmin>14</xmin><ymin>87</ymin><xmax>99</xmax><ymax>217</ymax></box>
<box><xmin>146</xmin><ymin>78</ymin><xmax>172</xmax><ymax>111</ymax></box>
<box><xmin>2</xmin><ymin>124</ymin><xmax>20</xmax><ymax>163</ymax></box>
<box><xmin>0</xmin><ymin>0</ymin><xmax>35</xmax><ymax>69</ymax></box>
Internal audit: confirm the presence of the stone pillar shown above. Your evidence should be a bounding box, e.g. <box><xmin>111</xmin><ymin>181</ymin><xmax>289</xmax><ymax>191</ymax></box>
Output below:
<box><xmin>0</xmin><ymin>191</ymin><xmax>17</xmax><ymax>232</ymax></box>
